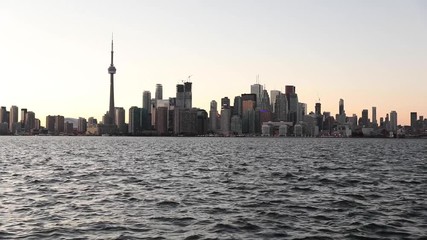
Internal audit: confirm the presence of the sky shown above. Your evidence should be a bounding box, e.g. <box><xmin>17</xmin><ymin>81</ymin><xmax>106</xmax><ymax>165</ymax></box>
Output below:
<box><xmin>1</xmin><ymin>0</ymin><xmax>426</xmax><ymax>126</ymax></box>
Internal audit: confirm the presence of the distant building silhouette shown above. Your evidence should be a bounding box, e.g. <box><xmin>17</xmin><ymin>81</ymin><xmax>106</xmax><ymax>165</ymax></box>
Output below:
<box><xmin>411</xmin><ymin>112</ymin><xmax>417</xmax><ymax>130</ymax></box>
<box><xmin>128</xmin><ymin>106</ymin><xmax>142</xmax><ymax>135</ymax></box>
<box><xmin>9</xmin><ymin>106</ymin><xmax>18</xmax><ymax>134</ymax></box>
<box><xmin>390</xmin><ymin>111</ymin><xmax>398</xmax><ymax>133</ymax></box>
<box><xmin>361</xmin><ymin>109</ymin><xmax>369</xmax><ymax>127</ymax></box>
<box><xmin>155</xmin><ymin>84</ymin><xmax>163</xmax><ymax>100</ymax></box>
<box><xmin>209</xmin><ymin>100</ymin><xmax>218</xmax><ymax>133</ymax></box>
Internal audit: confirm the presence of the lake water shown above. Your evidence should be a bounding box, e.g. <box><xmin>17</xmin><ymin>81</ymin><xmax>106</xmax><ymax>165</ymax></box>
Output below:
<box><xmin>1</xmin><ymin>136</ymin><xmax>426</xmax><ymax>239</ymax></box>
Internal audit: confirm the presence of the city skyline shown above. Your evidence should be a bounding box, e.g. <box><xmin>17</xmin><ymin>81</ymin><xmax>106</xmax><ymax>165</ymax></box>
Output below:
<box><xmin>1</xmin><ymin>1</ymin><xmax>426</xmax><ymax>125</ymax></box>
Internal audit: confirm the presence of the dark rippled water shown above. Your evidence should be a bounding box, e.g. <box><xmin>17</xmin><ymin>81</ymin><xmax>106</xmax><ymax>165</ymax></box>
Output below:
<box><xmin>1</xmin><ymin>137</ymin><xmax>427</xmax><ymax>239</ymax></box>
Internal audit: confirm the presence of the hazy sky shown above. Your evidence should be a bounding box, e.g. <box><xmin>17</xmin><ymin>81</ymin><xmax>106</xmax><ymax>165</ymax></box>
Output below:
<box><xmin>1</xmin><ymin>0</ymin><xmax>426</xmax><ymax>125</ymax></box>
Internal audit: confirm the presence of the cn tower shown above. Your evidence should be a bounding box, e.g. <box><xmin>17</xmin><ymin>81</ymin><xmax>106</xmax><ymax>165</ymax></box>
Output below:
<box><xmin>108</xmin><ymin>37</ymin><xmax>116</xmax><ymax>124</ymax></box>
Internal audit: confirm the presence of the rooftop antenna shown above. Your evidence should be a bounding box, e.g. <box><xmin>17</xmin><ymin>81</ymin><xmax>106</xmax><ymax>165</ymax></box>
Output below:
<box><xmin>188</xmin><ymin>75</ymin><xmax>192</xmax><ymax>82</ymax></box>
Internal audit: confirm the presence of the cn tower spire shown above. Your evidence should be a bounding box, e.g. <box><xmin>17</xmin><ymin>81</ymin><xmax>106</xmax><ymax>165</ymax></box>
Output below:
<box><xmin>111</xmin><ymin>33</ymin><xmax>114</xmax><ymax>65</ymax></box>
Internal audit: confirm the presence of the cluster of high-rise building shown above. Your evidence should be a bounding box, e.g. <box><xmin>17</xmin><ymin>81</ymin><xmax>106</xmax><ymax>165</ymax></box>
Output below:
<box><xmin>0</xmin><ymin>106</ymin><xmax>40</xmax><ymax>135</ymax></box>
<box><xmin>1</xmin><ymin>39</ymin><xmax>426</xmax><ymax>137</ymax></box>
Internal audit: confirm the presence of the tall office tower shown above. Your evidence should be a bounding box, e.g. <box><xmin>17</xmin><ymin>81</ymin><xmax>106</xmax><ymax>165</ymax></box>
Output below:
<box><xmin>314</xmin><ymin>102</ymin><xmax>323</xmax><ymax>129</ymax></box>
<box><xmin>46</xmin><ymin>115</ymin><xmax>55</xmax><ymax>133</ymax></box>
<box><xmin>115</xmin><ymin>107</ymin><xmax>126</xmax><ymax>132</ymax></box>
<box><xmin>25</xmin><ymin>111</ymin><xmax>35</xmax><ymax>132</ymax></box>
<box><xmin>156</xmin><ymin>107</ymin><xmax>169</xmax><ymax>135</ymax></box>
<box><xmin>385</xmin><ymin>114</ymin><xmax>390</xmax><ymax>131</ymax></box>
<box><xmin>270</xmin><ymin>90</ymin><xmax>280</xmax><ymax>113</ymax></box>
<box><xmin>221</xmin><ymin>97</ymin><xmax>230</xmax><ymax>109</ymax></box>
<box><xmin>175</xmin><ymin>82</ymin><xmax>192</xmax><ymax>109</ymax></box>
<box><xmin>288</xmin><ymin>93</ymin><xmax>299</xmax><ymax>124</ymax></box>
<box><xmin>241</xmin><ymin>93</ymin><xmax>256</xmax><ymax>134</ymax></box>
<box><xmin>54</xmin><ymin>115</ymin><xmax>65</xmax><ymax>134</ymax></box>
<box><xmin>20</xmin><ymin>108</ymin><xmax>27</xmax><ymax>128</ymax></box>
<box><xmin>154</xmin><ymin>99</ymin><xmax>169</xmax><ymax>130</ymax></box>
<box><xmin>107</xmin><ymin>37</ymin><xmax>117</xmax><ymax>125</ymax></box>
<box><xmin>184</xmin><ymin>82</ymin><xmax>192</xmax><ymax>109</ymax></box>
<box><xmin>233</xmin><ymin>96</ymin><xmax>242</xmax><ymax>117</ymax></box>
<box><xmin>372</xmin><ymin>107</ymin><xmax>377</xmax><ymax>126</ymax></box>
<box><xmin>410</xmin><ymin>112</ymin><xmax>417</xmax><ymax>129</ymax></box>
<box><xmin>220</xmin><ymin>108</ymin><xmax>231</xmax><ymax>136</ymax></box>
<box><xmin>337</xmin><ymin>99</ymin><xmax>346</xmax><ymax>124</ymax></box>
<box><xmin>128</xmin><ymin>106</ymin><xmax>142</xmax><ymax>135</ymax></box>
<box><xmin>209</xmin><ymin>100</ymin><xmax>218</xmax><ymax>132</ymax></box>
<box><xmin>9</xmin><ymin>106</ymin><xmax>18</xmax><ymax>133</ymax></box>
<box><xmin>176</xmin><ymin>84</ymin><xmax>185</xmax><ymax>108</ymax></box>
<box><xmin>350</xmin><ymin>114</ymin><xmax>358</xmax><ymax>130</ymax></box>
<box><xmin>35</xmin><ymin>119</ymin><xmax>40</xmax><ymax>130</ymax></box>
<box><xmin>0</xmin><ymin>107</ymin><xmax>7</xmax><ymax>123</ymax></box>
<box><xmin>285</xmin><ymin>85</ymin><xmax>298</xmax><ymax>124</ymax></box>
<box><xmin>274</xmin><ymin>93</ymin><xmax>288</xmax><ymax>121</ymax></box>
<box><xmin>261</xmin><ymin>90</ymin><xmax>270</xmax><ymax>111</ymax></box>
<box><xmin>142</xmin><ymin>91</ymin><xmax>152</xmax><ymax>113</ymax></box>
<box><xmin>361</xmin><ymin>109</ymin><xmax>369</xmax><ymax>127</ymax></box>
<box><xmin>339</xmin><ymin>99</ymin><xmax>344</xmax><ymax>115</ymax></box>
<box><xmin>78</xmin><ymin>117</ymin><xmax>87</xmax><ymax>134</ymax></box>
<box><xmin>155</xmin><ymin>84</ymin><xmax>163</xmax><ymax>100</ymax></box>
<box><xmin>315</xmin><ymin>103</ymin><xmax>321</xmax><ymax>116</ymax></box>
<box><xmin>64</xmin><ymin>122</ymin><xmax>74</xmax><ymax>135</ymax></box>
<box><xmin>195</xmin><ymin>110</ymin><xmax>208</xmax><ymax>135</ymax></box>
<box><xmin>241</xmin><ymin>94</ymin><xmax>256</xmax><ymax>112</ymax></box>
<box><xmin>390</xmin><ymin>111</ymin><xmax>398</xmax><ymax>132</ymax></box>
<box><xmin>299</xmin><ymin>103</ymin><xmax>307</xmax><ymax>120</ymax></box>
<box><xmin>250</xmin><ymin>83</ymin><xmax>263</xmax><ymax>109</ymax></box>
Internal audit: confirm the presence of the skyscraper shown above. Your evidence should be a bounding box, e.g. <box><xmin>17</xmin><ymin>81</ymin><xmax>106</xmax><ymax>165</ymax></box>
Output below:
<box><xmin>0</xmin><ymin>107</ymin><xmax>7</xmax><ymax>124</ymax></box>
<box><xmin>184</xmin><ymin>82</ymin><xmax>192</xmax><ymax>109</ymax></box>
<box><xmin>261</xmin><ymin>90</ymin><xmax>270</xmax><ymax>111</ymax></box>
<box><xmin>107</xmin><ymin>37</ymin><xmax>117</xmax><ymax>125</ymax></box>
<box><xmin>241</xmin><ymin>94</ymin><xmax>256</xmax><ymax>134</ymax></box>
<box><xmin>20</xmin><ymin>108</ymin><xmax>27</xmax><ymax>128</ymax></box>
<box><xmin>275</xmin><ymin>93</ymin><xmax>288</xmax><ymax>121</ymax></box>
<box><xmin>315</xmin><ymin>102</ymin><xmax>321</xmax><ymax>116</ymax></box>
<box><xmin>155</xmin><ymin>84</ymin><xmax>163</xmax><ymax>100</ymax></box>
<box><xmin>175</xmin><ymin>82</ymin><xmax>192</xmax><ymax>109</ymax></box>
<box><xmin>270</xmin><ymin>90</ymin><xmax>280</xmax><ymax>113</ymax></box>
<box><xmin>410</xmin><ymin>112</ymin><xmax>417</xmax><ymax>129</ymax></box>
<box><xmin>209</xmin><ymin>100</ymin><xmax>218</xmax><ymax>132</ymax></box>
<box><xmin>9</xmin><ymin>105</ymin><xmax>18</xmax><ymax>133</ymax></box>
<box><xmin>221</xmin><ymin>108</ymin><xmax>231</xmax><ymax>136</ymax></box>
<box><xmin>78</xmin><ymin>117</ymin><xmax>87</xmax><ymax>134</ymax></box>
<box><xmin>361</xmin><ymin>109</ymin><xmax>369</xmax><ymax>127</ymax></box>
<box><xmin>372</xmin><ymin>106</ymin><xmax>377</xmax><ymax>126</ymax></box>
<box><xmin>128</xmin><ymin>106</ymin><xmax>142</xmax><ymax>135</ymax></box>
<box><xmin>46</xmin><ymin>115</ymin><xmax>55</xmax><ymax>134</ymax></box>
<box><xmin>337</xmin><ymin>99</ymin><xmax>346</xmax><ymax>124</ymax></box>
<box><xmin>233</xmin><ymin>96</ymin><xmax>242</xmax><ymax>117</ymax></box>
<box><xmin>143</xmin><ymin>91</ymin><xmax>151</xmax><ymax>113</ymax></box>
<box><xmin>115</xmin><ymin>107</ymin><xmax>126</xmax><ymax>133</ymax></box>
<box><xmin>25</xmin><ymin>111</ymin><xmax>35</xmax><ymax>132</ymax></box>
<box><xmin>285</xmin><ymin>85</ymin><xmax>298</xmax><ymax>124</ymax></box>
<box><xmin>390</xmin><ymin>111</ymin><xmax>398</xmax><ymax>133</ymax></box>
<box><xmin>250</xmin><ymin>83</ymin><xmax>263</xmax><ymax>109</ymax></box>
<box><xmin>54</xmin><ymin>115</ymin><xmax>65</xmax><ymax>134</ymax></box>
<box><xmin>339</xmin><ymin>99</ymin><xmax>344</xmax><ymax>115</ymax></box>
